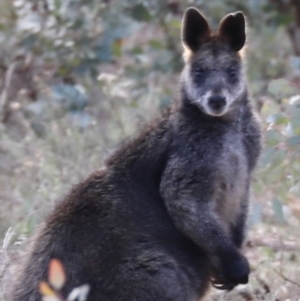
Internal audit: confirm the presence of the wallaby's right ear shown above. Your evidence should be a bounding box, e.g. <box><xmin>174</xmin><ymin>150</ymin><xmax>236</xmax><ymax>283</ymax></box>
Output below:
<box><xmin>218</xmin><ymin>12</ymin><xmax>246</xmax><ymax>51</ymax></box>
<box><xmin>181</xmin><ymin>8</ymin><xmax>210</xmax><ymax>52</ymax></box>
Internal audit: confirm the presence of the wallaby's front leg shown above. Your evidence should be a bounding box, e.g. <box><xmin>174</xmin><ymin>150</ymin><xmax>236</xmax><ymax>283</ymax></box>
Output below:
<box><xmin>160</xmin><ymin>162</ymin><xmax>250</xmax><ymax>290</ymax></box>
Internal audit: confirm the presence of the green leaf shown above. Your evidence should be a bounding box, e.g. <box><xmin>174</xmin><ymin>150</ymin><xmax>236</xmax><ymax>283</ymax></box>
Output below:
<box><xmin>259</xmin><ymin>146</ymin><xmax>277</xmax><ymax>167</ymax></box>
<box><xmin>285</xmin><ymin>122</ymin><xmax>294</xmax><ymax>137</ymax></box>
<box><xmin>130</xmin><ymin>4</ymin><xmax>152</xmax><ymax>22</ymax></box>
<box><xmin>131</xmin><ymin>46</ymin><xmax>143</xmax><ymax>55</ymax></box>
<box><xmin>267</xmin><ymin>79</ymin><xmax>296</xmax><ymax>96</ymax></box>
<box><xmin>290</xmin><ymin>56</ymin><xmax>300</xmax><ymax>74</ymax></box>
<box><xmin>290</xmin><ymin>107</ymin><xmax>300</xmax><ymax>128</ymax></box>
<box><xmin>250</xmin><ymin>202</ymin><xmax>263</xmax><ymax>226</ymax></box>
<box><xmin>168</xmin><ymin>19</ymin><xmax>181</xmax><ymax>29</ymax></box>
<box><xmin>272</xmin><ymin>197</ymin><xmax>285</xmax><ymax>223</ymax></box>
<box><xmin>273</xmin><ymin>13</ymin><xmax>294</xmax><ymax>26</ymax></box>
<box><xmin>266</xmin><ymin>112</ymin><xmax>288</xmax><ymax>125</ymax></box>
<box><xmin>271</xmin><ymin>148</ymin><xmax>286</xmax><ymax>165</ymax></box>
<box><xmin>267</xmin><ymin>165</ymin><xmax>285</xmax><ymax>183</ymax></box>
<box><xmin>112</xmin><ymin>39</ymin><xmax>122</xmax><ymax>57</ymax></box>
<box><xmin>148</xmin><ymin>39</ymin><xmax>164</xmax><ymax>50</ymax></box>
<box><xmin>286</xmin><ymin>135</ymin><xmax>300</xmax><ymax>147</ymax></box>
<box><xmin>265</xmin><ymin>129</ymin><xmax>283</xmax><ymax>146</ymax></box>
<box><xmin>289</xmin><ymin>184</ymin><xmax>300</xmax><ymax>196</ymax></box>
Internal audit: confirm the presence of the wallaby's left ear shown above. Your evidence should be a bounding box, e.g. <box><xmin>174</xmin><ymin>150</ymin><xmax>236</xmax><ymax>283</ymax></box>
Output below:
<box><xmin>218</xmin><ymin>12</ymin><xmax>246</xmax><ymax>52</ymax></box>
<box><xmin>181</xmin><ymin>7</ymin><xmax>210</xmax><ymax>52</ymax></box>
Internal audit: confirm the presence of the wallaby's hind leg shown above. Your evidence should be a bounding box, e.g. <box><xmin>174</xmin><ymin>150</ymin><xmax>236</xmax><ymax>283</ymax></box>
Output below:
<box><xmin>103</xmin><ymin>259</ymin><xmax>210</xmax><ymax>301</ymax></box>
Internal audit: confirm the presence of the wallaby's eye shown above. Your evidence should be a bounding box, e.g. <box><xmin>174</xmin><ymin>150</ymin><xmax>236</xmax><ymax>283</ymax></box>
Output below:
<box><xmin>227</xmin><ymin>68</ymin><xmax>237</xmax><ymax>79</ymax></box>
<box><xmin>194</xmin><ymin>67</ymin><xmax>206</xmax><ymax>80</ymax></box>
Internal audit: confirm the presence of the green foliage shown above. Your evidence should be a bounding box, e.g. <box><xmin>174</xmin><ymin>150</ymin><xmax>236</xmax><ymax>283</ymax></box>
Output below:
<box><xmin>254</xmin><ymin>80</ymin><xmax>300</xmax><ymax>224</ymax></box>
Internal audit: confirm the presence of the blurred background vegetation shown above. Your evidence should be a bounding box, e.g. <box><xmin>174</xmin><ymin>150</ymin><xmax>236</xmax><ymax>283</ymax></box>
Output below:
<box><xmin>0</xmin><ymin>0</ymin><xmax>300</xmax><ymax>300</ymax></box>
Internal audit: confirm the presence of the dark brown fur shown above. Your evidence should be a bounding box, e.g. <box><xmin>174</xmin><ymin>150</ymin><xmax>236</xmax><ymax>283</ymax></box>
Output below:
<box><xmin>10</xmin><ymin>8</ymin><xmax>262</xmax><ymax>301</ymax></box>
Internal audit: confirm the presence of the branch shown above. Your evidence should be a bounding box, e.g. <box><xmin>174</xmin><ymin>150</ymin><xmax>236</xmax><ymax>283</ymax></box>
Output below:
<box><xmin>273</xmin><ymin>268</ymin><xmax>300</xmax><ymax>289</ymax></box>
<box><xmin>0</xmin><ymin>61</ymin><xmax>18</xmax><ymax>122</ymax></box>
<box><xmin>247</xmin><ymin>237</ymin><xmax>299</xmax><ymax>252</ymax></box>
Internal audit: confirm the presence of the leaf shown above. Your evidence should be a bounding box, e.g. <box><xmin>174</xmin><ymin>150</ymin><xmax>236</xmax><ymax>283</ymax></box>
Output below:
<box><xmin>39</xmin><ymin>282</ymin><xmax>56</xmax><ymax>296</ymax></box>
<box><xmin>286</xmin><ymin>135</ymin><xmax>300</xmax><ymax>147</ymax></box>
<box><xmin>112</xmin><ymin>38</ymin><xmax>123</xmax><ymax>57</ymax></box>
<box><xmin>289</xmin><ymin>184</ymin><xmax>300</xmax><ymax>196</ymax></box>
<box><xmin>168</xmin><ymin>19</ymin><xmax>181</xmax><ymax>29</ymax></box>
<box><xmin>51</xmin><ymin>83</ymin><xmax>87</xmax><ymax>112</ymax></box>
<box><xmin>148</xmin><ymin>39</ymin><xmax>164</xmax><ymax>50</ymax></box>
<box><xmin>250</xmin><ymin>201</ymin><xmax>263</xmax><ymax>226</ymax></box>
<box><xmin>67</xmin><ymin>285</ymin><xmax>90</xmax><ymax>301</ymax></box>
<box><xmin>267</xmin><ymin>79</ymin><xmax>296</xmax><ymax>96</ymax></box>
<box><xmin>266</xmin><ymin>165</ymin><xmax>285</xmax><ymax>183</ymax></box>
<box><xmin>285</xmin><ymin>122</ymin><xmax>294</xmax><ymax>137</ymax></box>
<box><xmin>130</xmin><ymin>46</ymin><xmax>143</xmax><ymax>54</ymax></box>
<box><xmin>2</xmin><ymin>227</ymin><xmax>15</xmax><ymax>250</ymax></box>
<box><xmin>266</xmin><ymin>112</ymin><xmax>288</xmax><ymax>125</ymax></box>
<box><xmin>272</xmin><ymin>197</ymin><xmax>285</xmax><ymax>223</ymax></box>
<box><xmin>273</xmin><ymin>12</ymin><xmax>293</xmax><ymax>26</ymax></box>
<box><xmin>130</xmin><ymin>4</ymin><xmax>152</xmax><ymax>22</ymax></box>
<box><xmin>259</xmin><ymin>146</ymin><xmax>277</xmax><ymax>167</ymax></box>
<box><xmin>265</xmin><ymin>129</ymin><xmax>283</xmax><ymax>146</ymax></box>
<box><xmin>48</xmin><ymin>259</ymin><xmax>66</xmax><ymax>290</ymax></box>
<box><xmin>290</xmin><ymin>56</ymin><xmax>300</xmax><ymax>74</ymax></box>
<box><xmin>290</xmin><ymin>107</ymin><xmax>300</xmax><ymax>128</ymax></box>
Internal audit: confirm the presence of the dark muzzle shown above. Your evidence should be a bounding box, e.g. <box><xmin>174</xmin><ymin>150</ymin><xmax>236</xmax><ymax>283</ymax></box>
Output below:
<box><xmin>208</xmin><ymin>96</ymin><xmax>226</xmax><ymax>112</ymax></box>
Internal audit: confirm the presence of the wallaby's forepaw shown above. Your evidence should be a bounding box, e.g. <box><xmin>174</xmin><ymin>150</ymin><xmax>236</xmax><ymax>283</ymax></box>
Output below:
<box><xmin>211</xmin><ymin>251</ymin><xmax>250</xmax><ymax>290</ymax></box>
<box><xmin>211</xmin><ymin>273</ymin><xmax>236</xmax><ymax>291</ymax></box>
<box><xmin>224</xmin><ymin>253</ymin><xmax>250</xmax><ymax>285</ymax></box>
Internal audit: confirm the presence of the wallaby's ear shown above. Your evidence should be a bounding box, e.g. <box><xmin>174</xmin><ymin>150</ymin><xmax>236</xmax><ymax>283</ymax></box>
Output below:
<box><xmin>218</xmin><ymin>12</ymin><xmax>246</xmax><ymax>52</ymax></box>
<box><xmin>181</xmin><ymin>7</ymin><xmax>210</xmax><ymax>52</ymax></box>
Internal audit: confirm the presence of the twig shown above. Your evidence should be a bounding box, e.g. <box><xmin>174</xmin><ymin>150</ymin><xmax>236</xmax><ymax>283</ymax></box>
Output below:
<box><xmin>273</xmin><ymin>268</ymin><xmax>300</xmax><ymax>289</ymax></box>
<box><xmin>0</xmin><ymin>61</ymin><xmax>18</xmax><ymax>122</ymax></box>
<box><xmin>248</xmin><ymin>237</ymin><xmax>299</xmax><ymax>252</ymax></box>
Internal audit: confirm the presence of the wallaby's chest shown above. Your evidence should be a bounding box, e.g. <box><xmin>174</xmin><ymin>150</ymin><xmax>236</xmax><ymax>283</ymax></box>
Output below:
<box><xmin>212</xmin><ymin>132</ymin><xmax>248</xmax><ymax>230</ymax></box>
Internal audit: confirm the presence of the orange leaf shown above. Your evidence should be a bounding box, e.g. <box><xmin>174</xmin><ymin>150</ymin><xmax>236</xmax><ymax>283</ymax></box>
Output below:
<box><xmin>48</xmin><ymin>259</ymin><xmax>66</xmax><ymax>290</ymax></box>
<box><xmin>39</xmin><ymin>281</ymin><xmax>55</xmax><ymax>296</ymax></box>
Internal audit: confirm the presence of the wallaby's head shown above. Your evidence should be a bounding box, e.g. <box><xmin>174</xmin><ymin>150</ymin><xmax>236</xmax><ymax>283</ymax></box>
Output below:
<box><xmin>181</xmin><ymin>8</ymin><xmax>247</xmax><ymax>117</ymax></box>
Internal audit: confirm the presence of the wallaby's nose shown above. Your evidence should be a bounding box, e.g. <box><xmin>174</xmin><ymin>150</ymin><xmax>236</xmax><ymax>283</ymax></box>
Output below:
<box><xmin>208</xmin><ymin>96</ymin><xmax>226</xmax><ymax>111</ymax></box>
